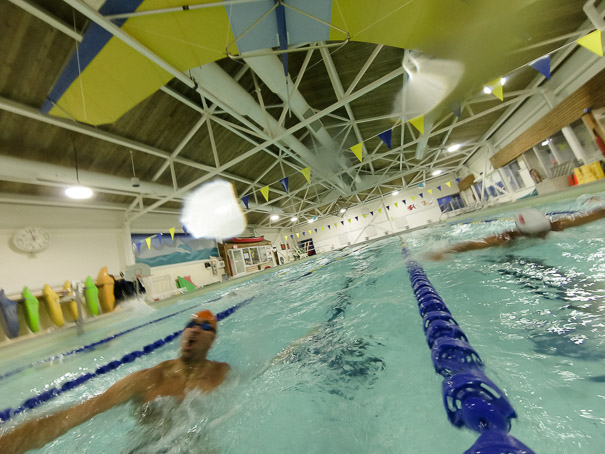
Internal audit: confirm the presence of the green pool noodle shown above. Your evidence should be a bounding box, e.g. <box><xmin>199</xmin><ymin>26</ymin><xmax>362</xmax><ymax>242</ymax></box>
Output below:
<box><xmin>22</xmin><ymin>286</ymin><xmax>40</xmax><ymax>333</ymax></box>
<box><xmin>84</xmin><ymin>276</ymin><xmax>100</xmax><ymax>315</ymax></box>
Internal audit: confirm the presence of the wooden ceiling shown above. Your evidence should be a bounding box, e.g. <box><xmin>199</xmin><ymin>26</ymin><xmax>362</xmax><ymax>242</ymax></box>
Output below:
<box><xmin>0</xmin><ymin>0</ymin><xmax>594</xmax><ymax>228</ymax></box>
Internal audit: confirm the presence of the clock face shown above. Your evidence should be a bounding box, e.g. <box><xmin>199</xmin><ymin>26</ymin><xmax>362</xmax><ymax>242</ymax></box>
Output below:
<box><xmin>13</xmin><ymin>226</ymin><xmax>51</xmax><ymax>253</ymax></box>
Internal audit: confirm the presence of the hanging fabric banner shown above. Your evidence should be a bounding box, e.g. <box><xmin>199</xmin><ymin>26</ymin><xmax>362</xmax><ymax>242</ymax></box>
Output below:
<box><xmin>284</xmin><ymin>236</ymin><xmax>288</xmax><ymax>241</ymax></box>
<box><xmin>456</xmin><ymin>178</ymin><xmax>461</xmax><ymax>183</ymax></box>
<box><xmin>308</xmin><ymin>230</ymin><xmax>312</xmax><ymax>235</ymax></box>
<box><xmin>402</xmin><ymin>199</ymin><xmax>406</xmax><ymax>205</ymax></box>
<box><xmin>145</xmin><ymin>237</ymin><xmax>151</xmax><ymax>249</ymax></box>
<box><xmin>394</xmin><ymin>202</ymin><xmax>398</xmax><ymax>208</ymax></box>
<box><xmin>296</xmin><ymin>233</ymin><xmax>300</xmax><ymax>238</ymax></box>
<box><xmin>437</xmin><ymin>186</ymin><xmax>441</xmax><ymax>191</ymax></box>
<box><xmin>529</xmin><ymin>55</ymin><xmax>551</xmax><ymax>79</ymax></box>
<box><xmin>321</xmin><ymin>227</ymin><xmax>324</xmax><ymax>231</ymax></box>
<box><xmin>370</xmin><ymin>211</ymin><xmax>374</xmax><ymax>216</ymax></box>
<box><xmin>410</xmin><ymin>115</ymin><xmax>425</xmax><ymax>135</ymax></box>
<box><xmin>446</xmin><ymin>181</ymin><xmax>452</xmax><ymax>188</ymax></box>
<box><xmin>136</xmin><ymin>242</ymin><xmax>142</xmax><ymax>253</ymax></box>
<box><xmin>341</xmin><ymin>221</ymin><xmax>344</xmax><ymax>225</ymax></box>
<box><xmin>301</xmin><ymin>167</ymin><xmax>311</xmax><ymax>183</ymax></box>
<box><xmin>279</xmin><ymin>177</ymin><xmax>289</xmax><ymax>193</ymax></box>
<box><xmin>577</xmin><ymin>29</ymin><xmax>603</xmax><ymax>57</ymax></box>
<box><xmin>485</xmin><ymin>79</ymin><xmax>503</xmax><ymax>101</ymax></box>
<box><xmin>169</xmin><ymin>227</ymin><xmax>175</xmax><ymax>241</ymax></box>
<box><xmin>378</xmin><ymin>129</ymin><xmax>392</xmax><ymax>149</ymax></box>
<box><xmin>260</xmin><ymin>186</ymin><xmax>270</xmax><ymax>202</ymax></box>
<box><xmin>328</xmin><ymin>225</ymin><xmax>331</xmax><ymax>229</ymax></box>
<box><xmin>378</xmin><ymin>208</ymin><xmax>382</xmax><ymax>213</ymax></box>
<box><xmin>419</xmin><ymin>193</ymin><xmax>423</xmax><ymax>198</ymax></box>
<box><xmin>411</xmin><ymin>197</ymin><xmax>415</xmax><ymax>201</ymax></box>
<box><xmin>362</xmin><ymin>214</ymin><xmax>366</xmax><ymax>219</ymax></box>
<box><xmin>348</xmin><ymin>219</ymin><xmax>351</xmax><ymax>223</ymax></box>
<box><xmin>302</xmin><ymin>232</ymin><xmax>305</xmax><ymax>236</ymax></box>
<box><xmin>386</xmin><ymin>205</ymin><xmax>390</xmax><ymax>210</ymax></box>
<box><xmin>350</xmin><ymin>143</ymin><xmax>363</xmax><ymax>162</ymax></box>
<box><xmin>334</xmin><ymin>223</ymin><xmax>337</xmax><ymax>228</ymax></box>
<box><xmin>355</xmin><ymin>216</ymin><xmax>358</xmax><ymax>221</ymax></box>
<box><xmin>314</xmin><ymin>228</ymin><xmax>317</xmax><ymax>233</ymax></box>
<box><xmin>241</xmin><ymin>195</ymin><xmax>250</xmax><ymax>209</ymax></box>
<box><xmin>290</xmin><ymin>234</ymin><xmax>294</xmax><ymax>239</ymax></box>
<box><xmin>428</xmin><ymin>189</ymin><xmax>433</xmax><ymax>195</ymax></box>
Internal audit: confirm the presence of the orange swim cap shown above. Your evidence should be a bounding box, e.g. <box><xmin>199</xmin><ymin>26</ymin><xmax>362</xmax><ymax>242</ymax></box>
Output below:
<box><xmin>193</xmin><ymin>310</ymin><xmax>217</xmax><ymax>331</ymax></box>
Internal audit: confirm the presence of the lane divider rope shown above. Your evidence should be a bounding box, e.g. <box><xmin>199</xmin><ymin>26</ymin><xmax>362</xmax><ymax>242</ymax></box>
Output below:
<box><xmin>401</xmin><ymin>243</ymin><xmax>534</xmax><ymax>454</ymax></box>
<box><xmin>0</xmin><ymin>297</ymin><xmax>254</xmax><ymax>425</ymax></box>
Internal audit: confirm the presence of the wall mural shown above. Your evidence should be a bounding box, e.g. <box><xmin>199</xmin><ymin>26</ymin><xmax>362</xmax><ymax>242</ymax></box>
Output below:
<box><xmin>132</xmin><ymin>233</ymin><xmax>218</xmax><ymax>267</ymax></box>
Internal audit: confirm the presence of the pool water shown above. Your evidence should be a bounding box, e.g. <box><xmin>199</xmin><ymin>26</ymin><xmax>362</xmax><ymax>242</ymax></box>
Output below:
<box><xmin>1</xmin><ymin>196</ymin><xmax>604</xmax><ymax>453</ymax></box>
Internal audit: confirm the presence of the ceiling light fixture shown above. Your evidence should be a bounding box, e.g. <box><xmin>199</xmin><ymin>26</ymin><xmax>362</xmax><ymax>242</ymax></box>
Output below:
<box><xmin>448</xmin><ymin>144</ymin><xmax>461</xmax><ymax>152</ymax></box>
<box><xmin>432</xmin><ymin>170</ymin><xmax>443</xmax><ymax>176</ymax></box>
<box><xmin>392</xmin><ymin>190</ymin><xmax>400</xmax><ymax>196</ymax></box>
<box><xmin>339</xmin><ymin>208</ymin><xmax>346</xmax><ymax>213</ymax></box>
<box><xmin>483</xmin><ymin>86</ymin><xmax>492</xmax><ymax>94</ymax></box>
<box><xmin>66</xmin><ymin>133</ymin><xmax>93</xmax><ymax>200</ymax></box>
<box><xmin>270</xmin><ymin>214</ymin><xmax>279</xmax><ymax>221</ymax></box>
<box><xmin>541</xmin><ymin>140</ymin><xmax>550</xmax><ymax>146</ymax></box>
<box><xmin>500</xmin><ymin>77</ymin><xmax>507</xmax><ymax>85</ymax></box>
<box><xmin>308</xmin><ymin>219</ymin><xmax>315</xmax><ymax>224</ymax></box>
<box><xmin>290</xmin><ymin>217</ymin><xmax>298</xmax><ymax>222</ymax></box>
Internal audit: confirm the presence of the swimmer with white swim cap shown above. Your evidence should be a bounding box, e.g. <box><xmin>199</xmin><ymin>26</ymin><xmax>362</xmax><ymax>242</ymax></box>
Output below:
<box><xmin>427</xmin><ymin>205</ymin><xmax>605</xmax><ymax>260</ymax></box>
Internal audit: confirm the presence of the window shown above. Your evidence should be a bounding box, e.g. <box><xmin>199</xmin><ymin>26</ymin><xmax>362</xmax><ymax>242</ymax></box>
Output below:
<box><xmin>437</xmin><ymin>193</ymin><xmax>465</xmax><ymax>213</ymax></box>
<box><xmin>501</xmin><ymin>161</ymin><xmax>524</xmax><ymax>191</ymax></box>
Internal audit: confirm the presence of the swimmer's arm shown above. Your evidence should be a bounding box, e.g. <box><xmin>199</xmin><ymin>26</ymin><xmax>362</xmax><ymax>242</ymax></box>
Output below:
<box><xmin>550</xmin><ymin>207</ymin><xmax>605</xmax><ymax>231</ymax></box>
<box><xmin>0</xmin><ymin>368</ymin><xmax>155</xmax><ymax>454</ymax></box>
<box><xmin>426</xmin><ymin>231</ymin><xmax>521</xmax><ymax>260</ymax></box>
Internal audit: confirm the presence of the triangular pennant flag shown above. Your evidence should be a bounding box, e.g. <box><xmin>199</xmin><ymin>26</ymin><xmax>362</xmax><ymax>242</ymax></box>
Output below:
<box><xmin>350</xmin><ymin>143</ymin><xmax>363</xmax><ymax>162</ymax></box>
<box><xmin>260</xmin><ymin>186</ymin><xmax>270</xmax><ymax>202</ymax></box>
<box><xmin>411</xmin><ymin>197</ymin><xmax>415</xmax><ymax>201</ymax></box>
<box><xmin>428</xmin><ymin>189</ymin><xmax>433</xmax><ymax>195</ymax></box>
<box><xmin>241</xmin><ymin>195</ymin><xmax>250</xmax><ymax>209</ymax></box>
<box><xmin>334</xmin><ymin>223</ymin><xmax>337</xmax><ymax>227</ymax></box>
<box><xmin>446</xmin><ymin>182</ymin><xmax>452</xmax><ymax>188</ymax></box>
<box><xmin>341</xmin><ymin>221</ymin><xmax>344</xmax><ymax>225</ymax></box>
<box><xmin>321</xmin><ymin>227</ymin><xmax>324</xmax><ymax>231</ymax></box>
<box><xmin>456</xmin><ymin>178</ymin><xmax>461</xmax><ymax>183</ymax></box>
<box><xmin>402</xmin><ymin>199</ymin><xmax>406</xmax><ymax>204</ymax></box>
<box><xmin>279</xmin><ymin>177</ymin><xmax>289</xmax><ymax>193</ymax></box>
<box><xmin>577</xmin><ymin>30</ymin><xmax>603</xmax><ymax>57</ymax></box>
<box><xmin>529</xmin><ymin>55</ymin><xmax>551</xmax><ymax>79</ymax></box>
<box><xmin>370</xmin><ymin>211</ymin><xmax>374</xmax><ymax>216</ymax></box>
<box><xmin>308</xmin><ymin>230</ymin><xmax>312</xmax><ymax>235</ymax></box>
<box><xmin>348</xmin><ymin>219</ymin><xmax>351</xmax><ymax>223</ymax></box>
<box><xmin>296</xmin><ymin>233</ymin><xmax>300</xmax><ymax>238</ymax></box>
<box><xmin>410</xmin><ymin>115</ymin><xmax>425</xmax><ymax>135</ymax></box>
<box><xmin>386</xmin><ymin>205</ymin><xmax>390</xmax><ymax>210</ymax></box>
<box><xmin>362</xmin><ymin>214</ymin><xmax>366</xmax><ymax>219</ymax></box>
<box><xmin>314</xmin><ymin>228</ymin><xmax>317</xmax><ymax>233</ymax></box>
<box><xmin>302</xmin><ymin>232</ymin><xmax>305</xmax><ymax>236</ymax></box>
<box><xmin>301</xmin><ymin>167</ymin><xmax>311</xmax><ymax>183</ymax></box>
<box><xmin>136</xmin><ymin>242</ymin><xmax>141</xmax><ymax>254</ymax></box>
<box><xmin>378</xmin><ymin>208</ymin><xmax>382</xmax><ymax>213</ymax></box>
<box><xmin>492</xmin><ymin>84</ymin><xmax>504</xmax><ymax>101</ymax></box>
<box><xmin>419</xmin><ymin>193</ymin><xmax>423</xmax><ymax>198</ymax></box>
<box><xmin>145</xmin><ymin>237</ymin><xmax>151</xmax><ymax>249</ymax></box>
<box><xmin>169</xmin><ymin>227</ymin><xmax>175</xmax><ymax>241</ymax></box>
<box><xmin>328</xmin><ymin>225</ymin><xmax>331</xmax><ymax>229</ymax></box>
<box><xmin>290</xmin><ymin>234</ymin><xmax>294</xmax><ymax>239</ymax></box>
<box><xmin>452</xmin><ymin>103</ymin><xmax>462</xmax><ymax>119</ymax></box>
<box><xmin>158</xmin><ymin>234</ymin><xmax>163</xmax><ymax>246</ymax></box>
<box><xmin>378</xmin><ymin>129</ymin><xmax>392</xmax><ymax>149</ymax></box>
<box><xmin>355</xmin><ymin>216</ymin><xmax>358</xmax><ymax>221</ymax></box>
<box><xmin>284</xmin><ymin>236</ymin><xmax>288</xmax><ymax>241</ymax></box>
<box><xmin>418</xmin><ymin>182</ymin><xmax>424</xmax><ymax>188</ymax></box>
<box><xmin>437</xmin><ymin>186</ymin><xmax>441</xmax><ymax>191</ymax></box>
<box><xmin>394</xmin><ymin>203</ymin><xmax>398</xmax><ymax>208</ymax></box>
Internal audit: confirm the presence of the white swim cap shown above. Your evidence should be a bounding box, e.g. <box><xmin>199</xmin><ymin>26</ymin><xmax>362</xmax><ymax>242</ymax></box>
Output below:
<box><xmin>514</xmin><ymin>208</ymin><xmax>551</xmax><ymax>234</ymax></box>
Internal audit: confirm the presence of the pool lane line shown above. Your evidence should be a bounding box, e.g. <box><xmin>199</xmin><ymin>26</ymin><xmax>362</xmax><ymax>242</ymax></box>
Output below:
<box><xmin>400</xmin><ymin>242</ymin><xmax>535</xmax><ymax>454</ymax></box>
<box><xmin>448</xmin><ymin>209</ymin><xmax>580</xmax><ymax>226</ymax></box>
<box><xmin>297</xmin><ymin>245</ymin><xmax>369</xmax><ymax>279</ymax></box>
<box><xmin>0</xmin><ymin>296</ymin><xmax>254</xmax><ymax>425</ymax></box>
<box><xmin>0</xmin><ymin>294</ymin><xmax>230</xmax><ymax>382</ymax></box>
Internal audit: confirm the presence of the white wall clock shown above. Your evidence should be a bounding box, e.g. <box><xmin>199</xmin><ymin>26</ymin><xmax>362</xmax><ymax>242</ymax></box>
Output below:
<box><xmin>12</xmin><ymin>226</ymin><xmax>51</xmax><ymax>254</ymax></box>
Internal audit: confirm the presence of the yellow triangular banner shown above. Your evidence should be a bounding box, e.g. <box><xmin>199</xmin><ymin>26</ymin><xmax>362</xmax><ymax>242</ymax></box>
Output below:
<box><xmin>492</xmin><ymin>84</ymin><xmax>503</xmax><ymax>101</ymax></box>
<box><xmin>362</xmin><ymin>214</ymin><xmax>366</xmax><ymax>219</ymax></box>
<box><xmin>145</xmin><ymin>237</ymin><xmax>151</xmax><ymax>249</ymax></box>
<box><xmin>301</xmin><ymin>167</ymin><xmax>311</xmax><ymax>183</ymax></box>
<box><xmin>446</xmin><ymin>181</ymin><xmax>452</xmax><ymax>188</ymax></box>
<box><xmin>394</xmin><ymin>202</ymin><xmax>398</xmax><ymax>208</ymax></box>
<box><xmin>428</xmin><ymin>189</ymin><xmax>433</xmax><ymax>195</ymax></box>
<box><xmin>577</xmin><ymin>29</ymin><xmax>603</xmax><ymax>57</ymax></box>
<box><xmin>296</xmin><ymin>233</ymin><xmax>300</xmax><ymax>238</ymax></box>
<box><xmin>348</xmin><ymin>219</ymin><xmax>351</xmax><ymax>223</ymax></box>
<box><xmin>410</xmin><ymin>115</ymin><xmax>425</xmax><ymax>135</ymax></box>
<box><xmin>169</xmin><ymin>227</ymin><xmax>175</xmax><ymax>240</ymax></box>
<box><xmin>260</xmin><ymin>186</ymin><xmax>269</xmax><ymax>202</ymax></box>
<box><xmin>284</xmin><ymin>236</ymin><xmax>288</xmax><ymax>241</ymax></box>
<box><xmin>411</xmin><ymin>196</ymin><xmax>415</xmax><ymax>201</ymax></box>
<box><xmin>350</xmin><ymin>143</ymin><xmax>363</xmax><ymax>162</ymax></box>
<box><xmin>308</xmin><ymin>230</ymin><xmax>312</xmax><ymax>235</ymax></box>
<box><xmin>378</xmin><ymin>208</ymin><xmax>382</xmax><ymax>213</ymax></box>
<box><xmin>321</xmin><ymin>227</ymin><xmax>324</xmax><ymax>231</ymax></box>
<box><xmin>334</xmin><ymin>223</ymin><xmax>337</xmax><ymax>227</ymax></box>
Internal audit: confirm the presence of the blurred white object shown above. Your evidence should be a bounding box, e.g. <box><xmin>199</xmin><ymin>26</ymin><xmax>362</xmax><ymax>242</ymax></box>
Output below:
<box><xmin>181</xmin><ymin>180</ymin><xmax>246</xmax><ymax>239</ymax></box>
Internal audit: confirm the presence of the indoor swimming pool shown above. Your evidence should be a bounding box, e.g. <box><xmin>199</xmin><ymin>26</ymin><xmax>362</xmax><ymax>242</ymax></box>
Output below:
<box><xmin>0</xmin><ymin>195</ymin><xmax>604</xmax><ymax>453</ymax></box>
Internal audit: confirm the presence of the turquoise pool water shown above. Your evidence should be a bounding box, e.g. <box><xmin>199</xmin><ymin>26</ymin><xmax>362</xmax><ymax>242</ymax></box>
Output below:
<box><xmin>1</xmin><ymin>195</ymin><xmax>604</xmax><ymax>453</ymax></box>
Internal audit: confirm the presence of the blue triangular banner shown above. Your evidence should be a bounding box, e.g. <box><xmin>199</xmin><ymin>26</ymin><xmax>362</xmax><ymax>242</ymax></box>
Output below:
<box><xmin>456</xmin><ymin>178</ymin><xmax>461</xmax><ymax>183</ymax></box>
<box><xmin>328</xmin><ymin>225</ymin><xmax>331</xmax><ymax>229</ymax></box>
<box><xmin>355</xmin><ymin>216</ymin><xmax>358</xmax><ymax>221</ymax></box>
<box><xmin>341</xmin><ymin>221</ymin><xmax>344</xmax><ymax>225</ymax></box>
<box><xmin>529</xmin><ymin>55</ymin><xmax>551</xmax><ymax>79</ymax></box>
<box><xmin>279</xmin><ymin>177</ymin><xmax>289</xmax><ymax>193</ymax></box>
<box><xmin>402</xmin><ymin>199</ymin><xmax>406</xmax><ymax>205</ymax></box>
<box><xmin>437</xmin><ymin>186</ymin><xmax>441</xmax><ymax>191</ymax></box>
<box><xmin>386</xmin><ymin>205</ymin><xmax>390</xmax><ymax>210</ymax></box>
<box><xmin>302</xmin><ymin>232</ymin><xmax>305</xmax><ymax>236</ymax></box>
<box><xmin>314</xmin><ymin>228</ymin><xmax>317</xmax><ymax>233</ymax></box>
<box><xmin>452</xmin><ymin>103</ymin><xmax>462</xmax><ymax>119</ymax></box>
<box><xmin>378</xmin><ymin>129</ymin><xmax>392</xmax><ymax>149</ymax></box>
<box><xmin>136</xmin><ymin>242</ymin><xmax>141</xmax><ymax>254</ymax></box>
<box><xmin>158</xmin><ymin>233</ymin><xmax>162</xmax><ymax>246</ymax></box>
<box><xmin>241</xmin><ymin>195</ymin><xmax>250</xmax><ymax>209</ymax></box>
<box><xmin>419</xmin><ymin>193</ymin><xmax>423</xmax><ymax>198</ymax></box>
<box><xmin>290</xmin><ymin>234</ymin><xmax>294</xmax><ymax>238</ymax></box>
<box><xmin>370</xmin><ymin>211</ymin><xmax>374</xmax><ymax>216</ymax></box>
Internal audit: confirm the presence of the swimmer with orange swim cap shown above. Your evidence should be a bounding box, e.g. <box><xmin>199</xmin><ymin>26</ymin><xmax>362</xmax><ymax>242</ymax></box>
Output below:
<box><xmin>0</xmin><ymin>309</ymin><xmax>229</xmax><ymax>454</ymax></box>
<box><xmin>427</xmin><ymin>206</ymin><xmax>605</xmax><ymax>261</ymax></box>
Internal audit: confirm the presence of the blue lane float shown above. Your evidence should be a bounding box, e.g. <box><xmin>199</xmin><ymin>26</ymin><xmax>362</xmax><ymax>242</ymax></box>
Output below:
<box><xmin>401</xmin><ymin>245</ymin><xmax>534</xmax><ymax>454</ymax></box>
<box><xmin>0</xmin><ymin>297</ymin><xmax>254</xmax><ymax>425</ymax></box>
